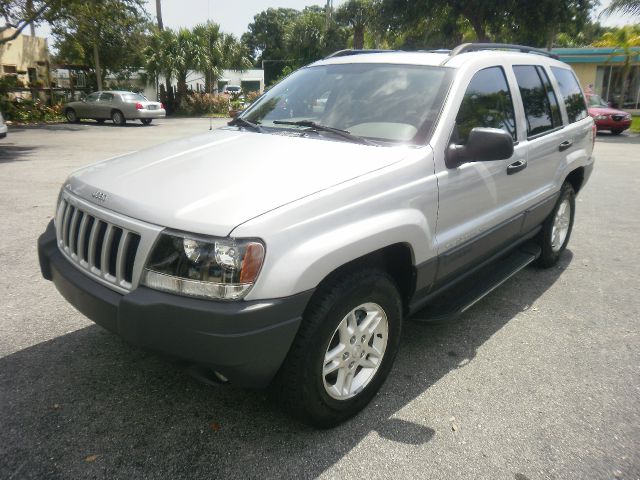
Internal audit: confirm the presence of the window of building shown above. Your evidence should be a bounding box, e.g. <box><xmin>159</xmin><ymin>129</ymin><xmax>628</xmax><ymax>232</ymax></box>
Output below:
<box><xmin>28</xmin><ymin>67</ymin><xmax>37</xmax><ymax>85</ymax></box>
<box><xmin>453</xmin><ymin>66</ymin><xmax>517</xmax><ymax>145</ymax></box>
<box><xmin>3</xmin><ymin>65</ymin><xmax>17</xmax><ymax>74</ymax></box>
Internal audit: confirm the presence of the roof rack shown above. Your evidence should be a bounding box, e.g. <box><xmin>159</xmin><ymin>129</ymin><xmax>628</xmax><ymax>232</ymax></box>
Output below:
<box><xmin>447</xmin><ymin>43</ymin><xmax>559</xmax><ymax>60</ymax></box>
<box><xmin>324</xmin><ymin>49</ymin><xmax>395</xmax><ymax>59</ymax></box>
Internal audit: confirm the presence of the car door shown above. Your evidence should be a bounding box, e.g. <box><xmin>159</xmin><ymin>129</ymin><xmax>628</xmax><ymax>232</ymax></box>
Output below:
<box><xmin>433</xmin><ymin>65</ymin><xmax>526</xmax><ymax>281</ymax></box>
<box><xmin>78</xmin><ymin>92</ymin><xmax>100</xmax><ymax>117</ymax></box>
<box><xmin>506</xmin><ymin>65</ymin><xmax>568</xmax><ymax>232</ymax></box>
<box><xmin>548</xmin><ymin>65</ymin><xmax>593</xmax><ymax>180</ymax></box>
<box><xmin>96</xmin><ymin>92</ymin><xmax>115</xmax><ymax>119</ymax></box>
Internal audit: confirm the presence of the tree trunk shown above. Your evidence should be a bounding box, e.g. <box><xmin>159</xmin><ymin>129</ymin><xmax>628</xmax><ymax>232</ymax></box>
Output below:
<box><xmin>205</xmin><ymin>70</ymin><xmax>212</xmax><ymax>93</ymax></box>
<box><xmin>26</xmin><ymin>0</ymin><xmax>36</xmax><ymax>36</ymax></box>
<box><xmin>469</xmin><ymin>17</ymin><xmax>488</xmax><ymax>42</ymax></box>
<box><xmin>93</xmin><ymin>43</ymin><xmax>103</xmax><ymax>91</ymax></box>
<box><xmin>156</xmin><ymin>0</ymin><xmax>164</xmax><ymax>30</ymax></box>
<box><xmin>164</xmin><ymin>75</ymin><xmax>174</xmax><ymax>112</ymax></box>
<box><xmin>546</xmin><ymin>25</ymin><xmax>557</xmax><ymax>51</ymax></box>
<box><xmin>353</xmin><ymin>25</ymin><xmax>365</xmax><ymax>50</ymax></box>
<box><xmin>177</xmin><ymin>73</ymin><xmax>187</xmax><ymax>106</ymax></box>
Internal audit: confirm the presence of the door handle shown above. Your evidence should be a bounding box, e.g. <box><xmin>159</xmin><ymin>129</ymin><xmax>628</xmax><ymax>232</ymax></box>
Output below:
<box><xmin>507</xmin><ymin>159</ymin><xmax>527</xmax><ymax>175</ymax></box>
<box><xmin>559</xmin><ymin>140</ymin><xmax>573</xmax><ymax>151</ymax></box>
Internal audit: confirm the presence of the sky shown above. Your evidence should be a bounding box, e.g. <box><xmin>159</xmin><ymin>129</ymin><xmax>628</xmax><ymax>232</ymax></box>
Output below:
<box><xmin>35</xmin><ymin>0</ymin><xmax>636</xmax><ymax>46</ymax></box>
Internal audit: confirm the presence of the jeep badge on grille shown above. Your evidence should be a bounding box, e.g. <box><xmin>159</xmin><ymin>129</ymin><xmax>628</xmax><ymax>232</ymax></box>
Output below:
<box><xmin>92</xmin><ymin>191</ymin><xmax>108</xmax><ymax>202</ymax></box>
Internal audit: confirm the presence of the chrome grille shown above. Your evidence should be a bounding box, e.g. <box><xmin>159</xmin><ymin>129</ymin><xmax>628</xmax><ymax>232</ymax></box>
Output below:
<box><xmin>56</xmin><ymin>197</ymin><xmax>141</xmax><ymax>290</ymax></box>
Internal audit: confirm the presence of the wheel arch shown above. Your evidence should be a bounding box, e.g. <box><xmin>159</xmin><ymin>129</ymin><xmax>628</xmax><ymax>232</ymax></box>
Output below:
<box><xmin>565</xmin><ymin>166</ymin><xmax>585</xmax><ymax>194</ymax></box>
<box><xmin>307</xmin><ymin>243</ymin><xmax>416</xmax><ymax>317</ymax></box>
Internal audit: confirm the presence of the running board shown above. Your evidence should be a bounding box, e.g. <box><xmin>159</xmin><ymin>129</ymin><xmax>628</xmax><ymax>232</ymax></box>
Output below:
<box><xmin>410</xmin><ymin>242</ymin><xmax>541</xmax><ymax>324</ymax></box>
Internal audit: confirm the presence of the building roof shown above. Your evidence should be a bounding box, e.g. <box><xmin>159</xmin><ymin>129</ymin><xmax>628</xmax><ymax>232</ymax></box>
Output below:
<box><xmin>551</xmin><ymin>47</ymin><xmax>640</xmax><ymax>64</ymax></box>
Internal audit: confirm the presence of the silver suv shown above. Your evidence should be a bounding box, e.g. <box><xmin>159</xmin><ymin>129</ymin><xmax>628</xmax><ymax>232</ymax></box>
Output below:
<box><xmin>39</xmin><ymin>43</ymin><xmax>594</xmax><ymax>427</ymax></box>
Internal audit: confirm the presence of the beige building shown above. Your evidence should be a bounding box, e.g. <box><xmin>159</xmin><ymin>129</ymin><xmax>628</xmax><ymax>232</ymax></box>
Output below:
<box><xmin>0</xmin><ymin>28</ymin><xmax>50</xmax><ymax>88</ymax></box>
<box><xmin>552</xmin><ymin>47</ymin><xmax>640</xmax><ymax>110</ymax></box>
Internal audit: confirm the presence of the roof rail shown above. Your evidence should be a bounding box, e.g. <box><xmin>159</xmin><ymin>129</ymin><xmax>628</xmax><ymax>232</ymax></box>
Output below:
<box><xmin>446</xmin><ymin>43</ymin><xmax>560</xmax><ymax>61</ymax></box>
<box><xmin>324</xmin><ymin>49</ymin><xmax>394</xmax><ymax>59</ymax></box>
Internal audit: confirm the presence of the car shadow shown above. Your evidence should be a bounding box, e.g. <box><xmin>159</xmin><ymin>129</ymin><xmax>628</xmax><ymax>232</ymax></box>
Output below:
<box><xmin>8</xmin><ymin>121</ymin><xmax>155</xmax><ymax>133</ymax></box>
<box><xmin>595</xmin><ymin>131</ymin><xmax>640</xmax><ymax>144</ymax></box>
<box><xmin>0</xmin><ymin>144</ymin><xmax>38</xmax><ymax>163</ymax></box>
<box><xmin>0</xmin><ymin>252</ymin><xmax>572</xmax><ymax>479</ymax></box>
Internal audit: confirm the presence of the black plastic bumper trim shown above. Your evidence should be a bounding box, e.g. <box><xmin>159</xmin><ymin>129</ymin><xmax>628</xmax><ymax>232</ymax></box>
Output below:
<box><xmin>38</xmin><ymin>220</ymin><xmax>314</xmax><ymax>388</ymax></box>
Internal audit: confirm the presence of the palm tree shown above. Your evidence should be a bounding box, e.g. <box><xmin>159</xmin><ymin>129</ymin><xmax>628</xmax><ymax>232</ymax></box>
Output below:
<box><xmin>193</xmin><ymin>23</ymin><xmax>253</xmax><ymax>93</ymax></box>
<box><xmin>173</xmin><ymin>28</ymin><xmax>207</xmax><ymax>104</ymax></box>
<box><xmin>144</xmin><ymin>28</ymin><xmax>177</xmax><ymax>108</ymax></box>
<box><xmin>601</xmin><ymin>0</ymin><xmax>640</xmax><ymax>17</ymax></box>
<box><xmin>593</xmin><ymin>26</ymin><xmax>640</xmax><ymax>107</ymax></box>
<box><xmin>193</xmin><ymin>22</ymin><xmax>222</xmax><ymax>93</ymax></box>
<box><xmin>335</xmin><ymin>0</ymin><xmax>373</xmax><ymax>50</ymax></box>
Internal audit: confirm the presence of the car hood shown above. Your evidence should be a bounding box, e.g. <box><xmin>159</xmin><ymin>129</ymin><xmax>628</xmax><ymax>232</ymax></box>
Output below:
<box><xmin>588</xmin><ymin>106</ymin><xmax>629</xmax><ymax>116</ymax></box>
<box><xmin>66</xmin><ymin>128</ymin><xmax>410</xmax><ymax>236</ymax></box>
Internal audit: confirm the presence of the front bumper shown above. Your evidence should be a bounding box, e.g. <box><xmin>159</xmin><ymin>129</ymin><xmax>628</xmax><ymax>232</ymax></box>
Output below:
<box><xmin>594</xmin><ymin>119</ymin><xmax>631</xmax><ymax>131</ymax></box>
<box><xmin>38</xmin><ymin>220</ymin><xmax>312</xmax><ymax>387</ymax></box>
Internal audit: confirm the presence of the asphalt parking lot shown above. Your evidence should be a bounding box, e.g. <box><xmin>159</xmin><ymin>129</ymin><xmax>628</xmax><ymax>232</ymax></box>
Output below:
<box><xmin>1</xmin><ymin>118</ymin><xmax>638</xmax><ymax>479</ymax></box>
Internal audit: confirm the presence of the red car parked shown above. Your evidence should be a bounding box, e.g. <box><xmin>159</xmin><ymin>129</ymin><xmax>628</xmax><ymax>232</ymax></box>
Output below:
<box><xmin>587</xmin><ymin>94</ymin><xmax>632</xmax><ymax>135</ymax></box>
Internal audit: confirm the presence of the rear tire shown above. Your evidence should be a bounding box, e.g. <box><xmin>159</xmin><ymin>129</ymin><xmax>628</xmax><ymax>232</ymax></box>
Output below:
<box><xmin>111</xmin><ymin>110</ymin><xmax>125</xmax><ymax>126</ymax></box>
<box><xmin>610</xmin><ymin>129</ymin><xmax>623</xmax><ymax>135</ymax></box>
<box><xmin>65</xmin><ymin>109</ymin><xmax>79</xmax><ymax>123</ymax></box>
<box><xmin>275</xmin><ymin>269</ymin><xmax>402</xmax><ymax>428</ymax></box>
<box><xmin>141</xmin><ymin>119</ymin><xmax>152</xmax><ymax>125</ymax></box>
<box><xmin>535</xmin><ymin>182</ymin><xmax>575</xmax><ymax>268</ymax></box>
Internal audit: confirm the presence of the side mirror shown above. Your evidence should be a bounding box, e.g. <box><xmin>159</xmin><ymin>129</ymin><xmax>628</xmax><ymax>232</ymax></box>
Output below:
<box><xmin>446</xmin><ymin>127</ymin><xmax>514</xmax><ymax>168</ymax></box>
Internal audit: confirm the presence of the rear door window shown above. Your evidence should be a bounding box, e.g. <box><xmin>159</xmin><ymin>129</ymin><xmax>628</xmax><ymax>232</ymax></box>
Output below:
<box><xmin>551</xmin><ymin>67</ymin><xmax>588</xmax><ymax>123</ymax></box>
<box><xmin>99</xmin><ymin>93</ymin><xmax>114</xmax><ymax>102</ymax></box>
<box><xmin>123</xmin><ymin>93</ymin><xmax>147</xmax><ymax>102</ymax></box>
<box><xmin>453</xmin><ymin>66</ymin><xmax>517</xmax><ymax>144</ymax></box>
<box><xmin>513</xmin><ymin>65</ymin><xmax>561</xmax><ymax>137</ymax></box>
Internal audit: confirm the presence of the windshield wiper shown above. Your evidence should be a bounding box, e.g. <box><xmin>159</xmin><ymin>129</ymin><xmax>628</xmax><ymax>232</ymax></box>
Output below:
<box><xmin>273</xmin><ymin>120</ymin><xmax>374</xmax><ymax>145</ymax></box>
<box><xmin>228</xmin><ymin>116</ymin><xmax>262</xmax><ymax>133</ymax></box>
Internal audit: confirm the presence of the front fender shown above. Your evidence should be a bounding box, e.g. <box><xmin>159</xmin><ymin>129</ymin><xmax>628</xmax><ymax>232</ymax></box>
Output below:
<box><xmin>234</xmin><ymin>148</ymin><xmax>439</xmax><ymax>300</ymax></box>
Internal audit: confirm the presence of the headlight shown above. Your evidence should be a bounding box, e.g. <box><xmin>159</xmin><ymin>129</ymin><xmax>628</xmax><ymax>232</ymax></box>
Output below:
<box><xmin>141</xmin><ymin>231</ymin><xmax>265</xmax><ymax>300</ymax></box>
<box><xmin>595</xmin><ymin>114</ymin><xmax>608</xmax><ymax>120</ymax></box>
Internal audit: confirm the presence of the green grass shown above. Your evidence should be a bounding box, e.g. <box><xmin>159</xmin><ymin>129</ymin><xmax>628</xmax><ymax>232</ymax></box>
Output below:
<box><xmin>631</xmin><ymin>115</ymin><xmax>640</xmax><ymax>133</ymax></box>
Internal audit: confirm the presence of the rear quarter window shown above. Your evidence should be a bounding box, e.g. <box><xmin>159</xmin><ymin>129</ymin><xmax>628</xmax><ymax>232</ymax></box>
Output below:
<box><xmin>123</xmin><ymin>93</ymin><xmax>147</xmax><ymax>102</ymax></box>
<box><xmin>550</xmin><ymin>67</ymin><xmax>588</xmax><ymax>123</ymax></box>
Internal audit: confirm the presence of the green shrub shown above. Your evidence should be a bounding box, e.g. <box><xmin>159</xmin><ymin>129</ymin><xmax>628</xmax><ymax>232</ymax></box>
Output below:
<box><xmin>245</xmin><ymin>91</ymin><xmax>261</xmax><ymax>104</ymax></box>
<box><xmin>2</xmin><ymin>98</ymin><xmax>64</xmax><ymax>123</ymax></box>
<box><xmin>180</xmin><ymin>93</ymin><xmax>230</xmax><ymax>115</ymax></box>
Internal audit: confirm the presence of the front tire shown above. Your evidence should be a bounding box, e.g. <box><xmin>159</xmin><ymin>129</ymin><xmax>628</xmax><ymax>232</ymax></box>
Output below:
<box><xmin>275</xmin><ymin>270</ymin><xmax>402</xmax><ymax>428</ymax></box>
<box><xmin>536</xmin><ymin>182</ymin><xmax>575</xmax><ymax>268</ymax></box>
<box><xmin>111</xmin><ymin>110</ymin><xmax>125</xmax><ymax>126</ymax></box>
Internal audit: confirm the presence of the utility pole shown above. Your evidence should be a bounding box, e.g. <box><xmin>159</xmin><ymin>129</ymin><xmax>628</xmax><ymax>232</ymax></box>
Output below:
<box><xmin>325</xmin><ymin>0</ymin><xmax>333</xmax><ymax>29</ymax></box>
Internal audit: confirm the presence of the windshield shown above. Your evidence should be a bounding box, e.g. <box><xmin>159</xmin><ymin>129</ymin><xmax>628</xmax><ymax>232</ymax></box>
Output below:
<box><xmin>242</xmin><ymin>63</ymin><xmax>452</xmax><ymax>144</ymax></box>
<box><xmin>587</xmin><ymin>94</ymin><xmax>608</xmax><ymax>107</ymax></box>
<box><xmin>123</xmin><ymin>93</ymin><xmax>148</xmax><ymax>102</ymax></box>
